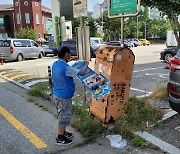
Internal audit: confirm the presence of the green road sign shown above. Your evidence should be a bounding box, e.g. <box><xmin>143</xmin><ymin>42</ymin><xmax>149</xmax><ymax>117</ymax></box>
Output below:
<box><xmin>110</xmin><ymin>0</ymin><xmax>137</xmax><ymax>15</ymax></box>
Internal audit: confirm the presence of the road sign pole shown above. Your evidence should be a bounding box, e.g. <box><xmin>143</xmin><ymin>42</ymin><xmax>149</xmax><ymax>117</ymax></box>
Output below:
<box><xmin>121</xmin><ymin>17</ymin><xmax>124</xmax><ymax>46</ymax></box>
<box><xmin>79</xmin><ymin>16</ymin><xmax>87</xmax><ymax>106</ymax></box>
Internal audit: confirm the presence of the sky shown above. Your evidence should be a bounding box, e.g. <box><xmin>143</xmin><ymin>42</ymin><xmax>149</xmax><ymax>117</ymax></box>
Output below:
<box><xmin>0</xmin><ymin>0</ymin><xmax>104</xmax><ymax>11</ymax></box>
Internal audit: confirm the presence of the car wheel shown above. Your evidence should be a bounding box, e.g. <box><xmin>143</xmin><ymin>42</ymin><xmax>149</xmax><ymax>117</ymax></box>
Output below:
<box><xmin>169</xmin><ymin>100</ymin><xmax>180</xmax><ymax>113</ymax></box>
<box><xmin>44</xmin><ymin>53</ymin><xmax>47</xmax><ymax>57</ymax></box>
<box><xmin>38</xmin><ymin>52</ymin><xmax>44</xmax><ymax>58</ymax></box>
<box><xmin>164</xmin><ymin>53</ymin><xmax>173</xmax><ymax>63</ymax></box>
<box><xmin>17</xmin><ymin>54</ymin><xmax>23</xmax><ymax>62</ymax></box>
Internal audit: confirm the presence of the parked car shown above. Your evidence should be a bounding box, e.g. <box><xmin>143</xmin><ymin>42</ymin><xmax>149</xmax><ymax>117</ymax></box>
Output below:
<box><xmin>90</xmin><ymin>37</ymin><xmax>103</xmax><ymax>44</ymax></box>
<box><xmin>0</xmin><ymin>39</ymin><xmax>44</xmax><ymax>61</ymax></box>
<box><xmin>59</xmin><ymin>39</ymin><xmax>96</xmax><ymax>57</ymax></box>
<box><xmin>107</xmin><ymin>41</ymin><xmax>122</xmax><ymax>46</ymax></box>
<box><xmin>127</xmin><ymin>38</ymin><xmax>139</xmax><ymax>47</ymax></box>
<box><xmin>168</xmin><ymin>50</ymin><xmax>180</xmax><ymax>112</ymax></box>
<box><xmin>41</xmin><ymin>42</ymin><xmax>54</xmax><ymax>56</ymax></box>
<box><xmin>124</xmin><ymin>40</ymin><xmax>134</xmax><ymax>48</ymax></box>
<box><xmin>160</xmin><ymin>47</ymin><xmax>180</xmax><ymax>63</ymax></box>
<box><xmin>139</xmin><ymin>39</ymin><xmax>150</xmax><ymax>46</ymax></box>
<box><xmin>90</xmin><ymin>40</ymin><xmax>103</xmax><ymax>50</ymax></box>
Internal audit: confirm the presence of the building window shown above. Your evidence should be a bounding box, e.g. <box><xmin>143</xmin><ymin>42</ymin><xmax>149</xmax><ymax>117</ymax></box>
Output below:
<box><xmin>45</xmin><ymin>18</ymin><xmax>53</xmax><ymax>34</ymax></box>
<box><xmin>0</xmin><ymin>33</ymin><xmax>8</xmax><ymax>39</ymax></box>
<box><xmin>16</xmin><ymin>13</ymin><xmax>21</xmax><ymax>24</ymax></box>
<box><xmin>36</xmin><ymin>14</ymin><xmax>40</xmax><ymax>24</ymax></box>
<box><xmin>25</xmin><ymin>13</ymin><xmax>30</xmax><ymax>24</ymax></box>
<box><xmin>0</xmin><ymin>17</ymin><xmax>4</xmax><ymax>29</ymax></box>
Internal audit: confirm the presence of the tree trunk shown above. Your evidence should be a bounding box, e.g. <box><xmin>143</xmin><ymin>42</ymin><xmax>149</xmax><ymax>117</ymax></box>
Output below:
<box><xmin>169</xmin><ymin>13</ymin><xmax>180</xmax><ymax>47</ymax></box>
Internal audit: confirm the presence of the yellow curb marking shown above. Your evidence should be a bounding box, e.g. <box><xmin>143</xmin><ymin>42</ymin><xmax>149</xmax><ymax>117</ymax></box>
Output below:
<box><xmin>0</xmin><ymin>71</ymin><xmax>7</xmax><ymax>75</ymax></box>
<box><xmin>0</xmin><ymin>105</ymin><xmax>47</xmax><ymax>149</ymax></box>
<box><xmin>0</xmin><ymin>70</ymin><xmax>22</xmax><ymax>76</ymax></box>
<box><xmin>10</xmin><ymin>73</ymin><xmax>32</xmax><ymax>80</ymax></box>
<box><xmin>16</xmin><ymin>75</ymin><xmax>40</xmax><ymax>83</ymax></box>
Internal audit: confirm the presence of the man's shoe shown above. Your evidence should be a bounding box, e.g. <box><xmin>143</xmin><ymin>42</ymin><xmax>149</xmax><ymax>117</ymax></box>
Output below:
<box><xmin>64</xmin><ymin>131</ymin><xmax>73</xmax><ymax>139</ymax></box>
<box><xmin>55</xmin><ymin>135</ymin><xmax>73</xmax><ymax>145</ymax></box>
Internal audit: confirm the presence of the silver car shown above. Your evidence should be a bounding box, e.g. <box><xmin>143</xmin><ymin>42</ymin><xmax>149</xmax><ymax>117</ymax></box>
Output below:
<box><xmin>0</xmin><ymin>39</ymin><xmax>44</xmax><ymax>61</ymax></box>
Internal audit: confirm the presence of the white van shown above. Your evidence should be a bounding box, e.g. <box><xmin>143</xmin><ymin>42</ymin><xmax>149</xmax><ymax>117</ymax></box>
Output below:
<box><xmin>0</xmin><ymin>39</ymin><xmax>44</xmax><ymax>61</ymax></box>
<box><xmin>90</xmin><ymin>37</ymin><xmax>103</xmax><ymax>44</ymax></box>
<box><xmin>90</xmin><ymin>37</ymin><xmax>105</xmax><ymax>50</ymax></box>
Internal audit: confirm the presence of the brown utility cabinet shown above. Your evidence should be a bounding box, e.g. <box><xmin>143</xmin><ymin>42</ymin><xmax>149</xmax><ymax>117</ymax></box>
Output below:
<box><xmin>90</xmin><ymin>46</ymin><xmax>135</xmax><ymax>124</ymax></box>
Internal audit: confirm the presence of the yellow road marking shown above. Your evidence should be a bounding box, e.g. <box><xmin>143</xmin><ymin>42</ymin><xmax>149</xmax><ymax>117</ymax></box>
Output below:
<box><xmin>16</xmin><ymin>75</ymin><xmax>40</xmax><ymax>83</ymax></box>
<box><xmin>0</xmin><ymin>105</ymin><xmax>47</xmax><ymax>149</ymax></box>
<box><xmin>0</xmin><ymin>71</ymin><xmax>7</xmax><ymax>75</ymax></box>
<box><xmin>10</xmin><ymin>73</ymin><xmax>33</xmax><ymax>80</ymax></box>
<box><xmin>3</xmin><ymin>72</ymin><xmax>24</xmax><ymax>78</ymax></box>
<box><xmin>0</xmin><ymin>70</ymin><xmax>21</xmax><ymax>75</ymax></box>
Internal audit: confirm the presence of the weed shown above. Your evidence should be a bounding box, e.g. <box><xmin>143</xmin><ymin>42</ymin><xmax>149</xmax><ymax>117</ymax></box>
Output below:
<box><xmin>156</xmin><ymin>79</ymin><xmax>168</xmax><ymax>88</ymax></box>
<box><xmin>72</xmin><ymin>100</ymin><xmax>105</xmax><ymax>140</ymax></box>
<box><xmin>27</xmin><ymin>97</ymin><xmax>35</xmax><ymax>102</ymax></box>
<box><xmin>131</xmin><ymin>135</ymin><xmax>147</xmax><ymax>147</ymax></box>
<box><xmin>149</xmin><ymin>86</ymin><xmax>167</xmax><ymax>101</ymax></box>
<box><xmin>113</xmin><ymin>96</ymin><xmax>163</xmax><ymax>138</ymax></box>
<box><xmin>42</xmin><ymin>106</ymin><xmax>49</xmax><ymax>111</ymax></box>
<box><xmin>27</xmin><ymin>82</ymin><xmax>51</xmax><ymax>100</ymax></box>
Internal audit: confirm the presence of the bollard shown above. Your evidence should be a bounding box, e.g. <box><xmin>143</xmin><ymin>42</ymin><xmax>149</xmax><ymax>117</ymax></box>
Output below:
<box><xmin>48</xmin><ymin>66</ymin><xmax>52</xmax><ymax>91</ymax></box>
<box><xmin>0</xmin><ymin>53</ymin><xmax>3</xmax><ymax>65</ymax></box>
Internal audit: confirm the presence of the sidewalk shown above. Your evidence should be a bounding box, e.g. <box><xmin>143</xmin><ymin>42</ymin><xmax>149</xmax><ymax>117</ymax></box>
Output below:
<box><xmin>0</xmin><ymin>75</ymin><xmax>176</xmax><ymax>154</ymax></box>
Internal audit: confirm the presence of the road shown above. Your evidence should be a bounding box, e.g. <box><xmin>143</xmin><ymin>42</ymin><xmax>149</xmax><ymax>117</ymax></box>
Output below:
<box><xmin>0</xmin><ymin>44</ymin><xmax>169</xmax><ymax>97</ymax></box>
<box><xmin>1</xmin><ymin>44</ymin><xmax>180</xmax><ymax>154</ymax></box>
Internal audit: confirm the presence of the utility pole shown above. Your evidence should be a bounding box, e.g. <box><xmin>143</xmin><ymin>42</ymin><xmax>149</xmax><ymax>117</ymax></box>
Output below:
<box><xmin>136</xmin><ymin>15</ymin><xmax>143</xmax><ymax>39</ymax></box>
<box><xmin>143</xmin><ymin>22</ymin><xmax>147</xmax><ymax>40</ymax></box>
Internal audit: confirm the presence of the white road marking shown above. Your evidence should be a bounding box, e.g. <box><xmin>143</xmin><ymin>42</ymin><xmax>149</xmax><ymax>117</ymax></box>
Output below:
<box><xmin>133</xmin><ymin>67</ymin><xmax>164</xmax><ymax>73</ymax></box>
<box><xmin>175</xmin><ymin>126</ymin><xmax>180</xmax><ymax>131</ymax></box>
<box><xmin>25</xmin><ymin>79</ymin><xmax>48</xmax><ymax>87</ymax></box>
<box><xmin>134</xmin><ymin>131</ymin><xmax>180</xmax><ymax>154</ymax></box>
<box><xmin>130</xmin><ymin>87</ymin><xmax>152</xmax><ymax>94</ymax></box>
<box><xmin>145</xmin><ymin>73</ymin><xmax>169</xmax><ymax>78</ymax></box>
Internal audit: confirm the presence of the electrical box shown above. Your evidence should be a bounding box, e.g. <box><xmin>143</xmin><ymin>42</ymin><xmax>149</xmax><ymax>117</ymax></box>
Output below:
<box><xmin>89</xmin><ymin>46</ymin><xmax>135</xmax><ymax>124</ymax></box>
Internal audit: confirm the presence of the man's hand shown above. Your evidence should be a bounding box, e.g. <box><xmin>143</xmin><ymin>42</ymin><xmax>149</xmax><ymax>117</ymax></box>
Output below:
<box><xmin>84</xmin><ymin>60</ymin><xmax>89</xmax><ymax>66</ymax></box>
<box><xmin>70</xmin><ymin>56</ymin><xmax>78</xmax><ymax>61</ymax></box>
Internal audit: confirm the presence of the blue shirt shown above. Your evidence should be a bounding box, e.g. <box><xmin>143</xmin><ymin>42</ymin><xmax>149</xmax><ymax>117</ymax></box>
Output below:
<box><xmin>52</xmin><ymin>60</ymin><xmax>79</xmax><ymax>99</ymax></box>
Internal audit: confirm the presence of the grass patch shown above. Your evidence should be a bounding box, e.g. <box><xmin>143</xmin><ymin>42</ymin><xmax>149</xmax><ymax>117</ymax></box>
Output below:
<box><xmin>27</xmin><ymin>97</ymin><xmax>35</xmax><ymax>102</ymax></box>
<box><xmin>72</xmin><ymin>95</ymin><xmax>163</xmax><ymax>148</ymax></box>
<box><xmin>131</xmin><ymin>135</ymin><xmax>147</xmax><ymax>147</ymax></box>
<box><xmin>72</xmin><ymin>100</ymin><xmax>105</xmax><ymax>140</ymax></box>
<box><xmin>27</xmin><ymin>82</ymin><xmax>51</xmax><ymax>100</ymax></box>
<box><xmin>149</xmin><ymin>80</ymin><xmax>168</xmax><ymax>101</ymax></box>
<box><xmin>41</xmin><ymin>106</ymin><xmax>49</xmax><ymax>111</ymax></box>
<box><xmin>113</xmin><ymin>96</ymin><xmax>163</xmax><ymax>139</ymax></box>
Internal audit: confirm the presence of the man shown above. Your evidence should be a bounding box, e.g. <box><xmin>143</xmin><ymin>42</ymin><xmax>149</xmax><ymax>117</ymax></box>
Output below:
<box><xmin>52</xmin><ymin>46</ymin><xmax>89</xmax><ymax>145</ymax></box>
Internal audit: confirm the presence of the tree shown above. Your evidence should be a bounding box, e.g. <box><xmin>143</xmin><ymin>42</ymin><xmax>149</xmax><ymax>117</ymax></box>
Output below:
<box><xmin>72</xmin><ymin>17</ymin><xmax>99</xmax><ymax>38</ymax></box>
<box><xmin>14</xmin><ymin>28</ymin><xmax>37</xmax><ymax>40</ymax></box>
<box><xmin>142</xmin><ymin>0</ymin><xmax>180</xmax><ymax>47</ymax></box>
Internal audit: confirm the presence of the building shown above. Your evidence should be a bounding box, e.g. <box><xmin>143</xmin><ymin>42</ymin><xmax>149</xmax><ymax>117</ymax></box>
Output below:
<box><xmin>149</xmin><ymin>8</ymin><xmax>161</xmax><ymax>20</ymax></box>
<box><xmin>0</xmin><ymin>0</ymin><xmax>52</xmax><ymax>39</ymax></box>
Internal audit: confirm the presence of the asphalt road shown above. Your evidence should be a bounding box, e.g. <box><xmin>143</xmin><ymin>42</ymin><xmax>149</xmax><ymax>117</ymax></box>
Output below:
<box><xmin>0</xmin><ymin>44</ymin><xmax>169</xmax><ymax>97</ymax></box>
<box><xmin>1</xmin><ymin>44</ymin><xmax>180</xmax><ymax>154</ymax></box>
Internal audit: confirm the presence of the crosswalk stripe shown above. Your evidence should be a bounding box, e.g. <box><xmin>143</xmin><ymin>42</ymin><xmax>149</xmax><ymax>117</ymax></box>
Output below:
<box><xmin>0</xmin><ymin>105</ymin><xmax>47</xmax><ymax>149</ymax></box>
